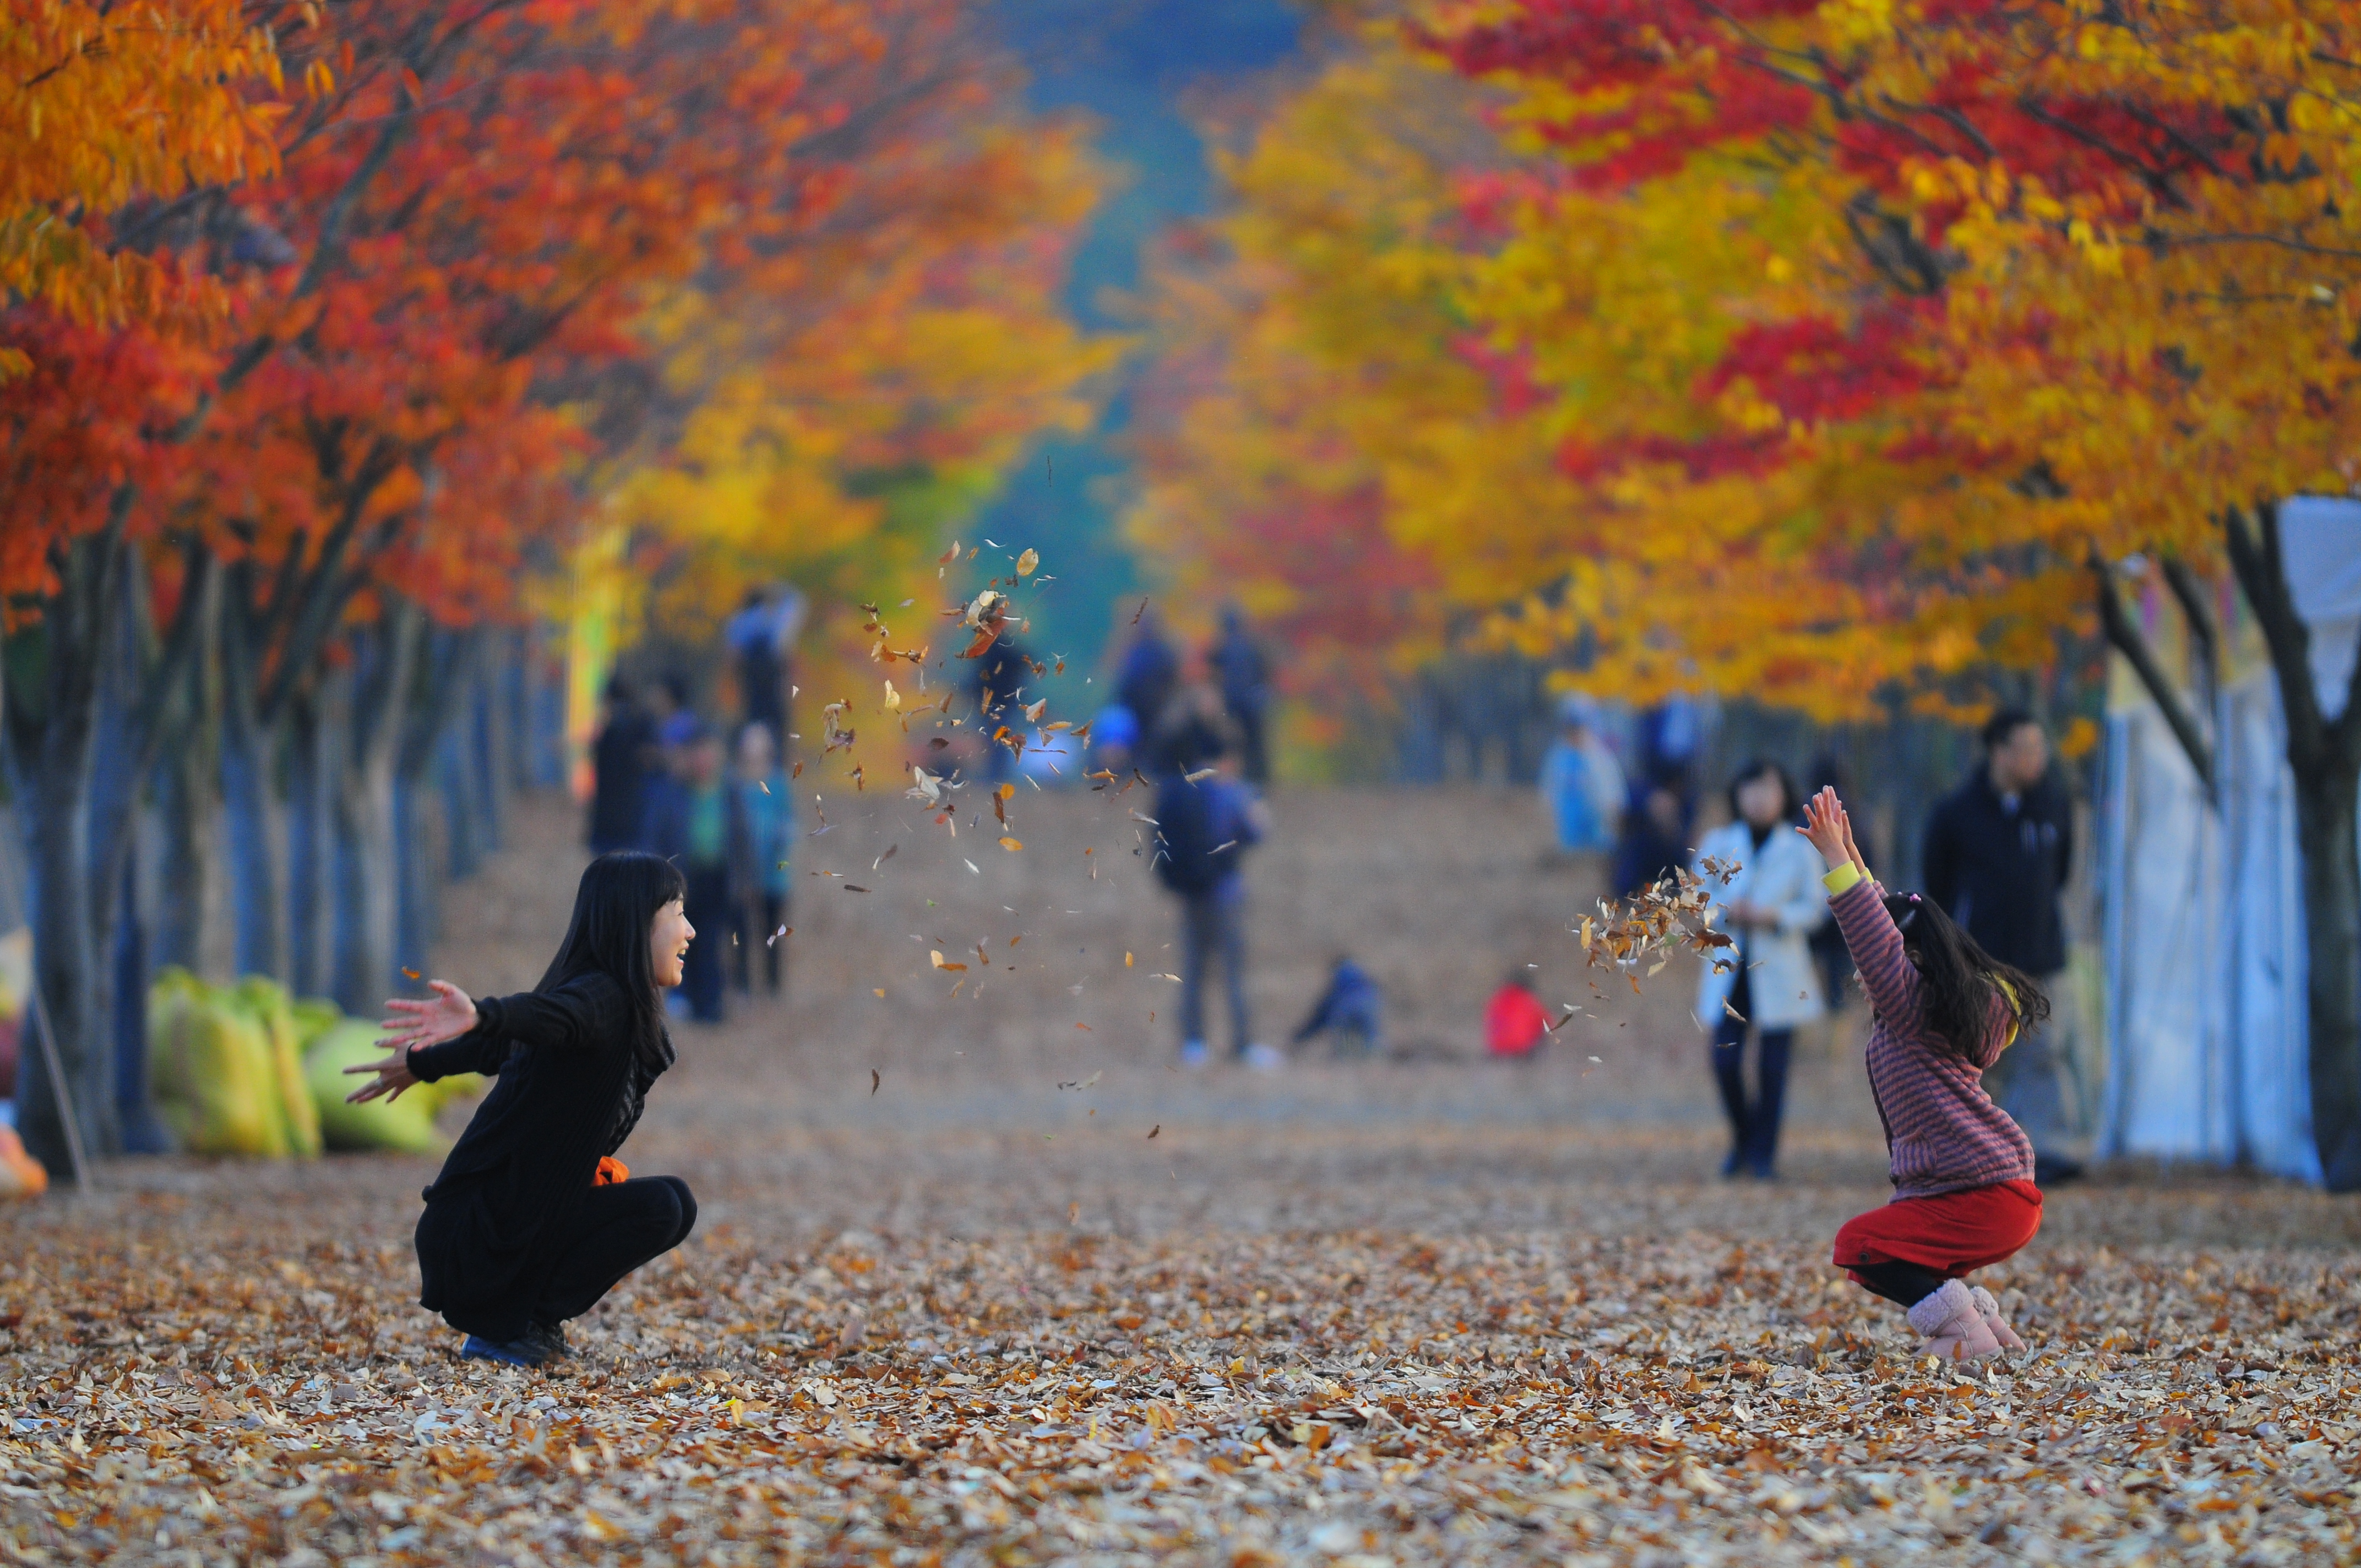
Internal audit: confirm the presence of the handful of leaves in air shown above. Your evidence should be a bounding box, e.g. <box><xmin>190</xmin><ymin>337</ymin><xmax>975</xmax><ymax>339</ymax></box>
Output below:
<box><xmin>1576</xmin><ymin>857</ymin><xmax>1740</xmax><ymax>992</ymax></box>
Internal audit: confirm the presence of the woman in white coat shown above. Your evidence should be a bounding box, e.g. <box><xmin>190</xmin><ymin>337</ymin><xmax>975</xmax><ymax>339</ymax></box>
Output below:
<box><xmin>1695</xmin><ymin>760</ymin><xmax>1826</xmax><ymax>1178</ymax></box>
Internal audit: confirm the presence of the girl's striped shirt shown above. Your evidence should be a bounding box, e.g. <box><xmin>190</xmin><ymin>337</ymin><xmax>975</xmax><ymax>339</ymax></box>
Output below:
<box><xmin>1824</xmin><ymin>865</ymin><xmax>2035</xmax><ymax>1199</ymax></box>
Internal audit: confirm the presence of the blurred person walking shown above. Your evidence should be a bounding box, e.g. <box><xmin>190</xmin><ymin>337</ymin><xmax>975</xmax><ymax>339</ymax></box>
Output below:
<box><xmin>586</xmin><ymin>676</ymin><xmax>656</xmax><ymax>854</ymax></box>
<box><xmin>1614</xmin><ymin>773</ymin><xmax>1690</xmax><ymax>897</ymax></box>
<box><xmin>1922</xmin><ymin>709</ymin><xmax>2082</xmax><ymax>1184</ymax></box>
<box><xmin>1151</xmin><ymin>694</ymin><xmax>1274</xmax><ymax>1069</ymax></box>
<box><xmin>650</xmin><ymin>673</ymin><xmax>699</xmax><ymax>751</ymax></box>
<box><xmin>1538</xmin><ymin>696</ymin><xmax>1626</xmax><ymax>856</ymax></box>
<box><xmin>640</xmin><ymin>727</ymin><xmax>748</xmax><ymax>1025</ymax></box>
<box><xmin>725</xmin><ymin>585</ymin><xmax>806</xmax><ymax>737</ymax></box>
<box><xmin>969</xmin><ymin>629</ymin><xmax>1031</xmax><ymax>784</ymax></box>
<box><xmin>1212</xmin><ymin>605</ymin><xmax>1274</xmax><ymax>785</ymax></box>
<box><xmin>1695</xmin><ymin>760</ymin><xmax>1826</xmax><ymax>1179</ymax></box>
<box><xmin>732</xmin><ymin>722</ymin><xmax>793</xmax><ymax>997</ymax></box>
<box><xmin>1117</xmin><ymin>608</ymin><xmax>1180</xmax><ymax>740</ymax></box>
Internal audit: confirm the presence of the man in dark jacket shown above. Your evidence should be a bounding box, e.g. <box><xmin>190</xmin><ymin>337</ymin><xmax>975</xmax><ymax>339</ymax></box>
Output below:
<box><xmin>1922</xmin><ymin>708</ymin><xmax>2081</xmax><ymax>1182</ymax></box>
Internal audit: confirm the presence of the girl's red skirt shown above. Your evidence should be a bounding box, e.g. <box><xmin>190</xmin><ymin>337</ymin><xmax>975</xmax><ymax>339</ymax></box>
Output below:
<box><xmin>1832</xmin><ymin>1179</ymin><xmax>2042</xmax><ymax>1281</ymax></box>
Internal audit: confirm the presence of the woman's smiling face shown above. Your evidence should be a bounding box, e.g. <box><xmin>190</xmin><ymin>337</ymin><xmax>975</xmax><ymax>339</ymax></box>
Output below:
<box><xmin>650</xmin><ymin>898</ymin><xmax>693</xmax><ymax>988</ymax></box>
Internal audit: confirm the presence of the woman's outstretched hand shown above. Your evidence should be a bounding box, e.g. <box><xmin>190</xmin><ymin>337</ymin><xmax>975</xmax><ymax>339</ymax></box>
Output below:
<box><xmin>378</xmin><ymin>979</ymin><xmax>479</xmax><ymax>1052</ymax></box>
<box><xmin>344</xmin><ymin>1051</ymin><xmax>420</xmax><ymax>1104</ymax></box>
<box><xmin>345</xmin><ymin>981</ymin><xmax>479</xmax><ymax>1103</ymax></box>
<box><xmin>1798</xmin><ymin>786</ymin><xmax>1868</xmax><ymax>880</ymax></box>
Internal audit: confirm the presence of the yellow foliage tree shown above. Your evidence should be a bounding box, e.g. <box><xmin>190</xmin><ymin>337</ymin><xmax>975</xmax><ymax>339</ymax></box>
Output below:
<box><xmin>1139</xmin><ymin>0</ymin><xmax>2361</xmax><ymax>1182</ymax></box>
<box><xmin>589</xmin><ymin>23</ymin><xmax>1119</xmax><ymax>771</ymax></box>
<box><xmin>2</xmin><ymin>0</ymin><xmax>283</xmax><ymax>366</ymax></box>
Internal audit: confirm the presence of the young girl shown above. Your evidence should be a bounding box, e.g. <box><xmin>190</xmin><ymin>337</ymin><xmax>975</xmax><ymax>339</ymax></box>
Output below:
<box><xmin>346</xmin><ymin>852</ymin><xmax>700</xmax><ymax>1368</ymax></box>
<box><xmin>1798</xmin><ymin>787</ymin><xmax>2047</xmax><ymax>1359</ymax></box>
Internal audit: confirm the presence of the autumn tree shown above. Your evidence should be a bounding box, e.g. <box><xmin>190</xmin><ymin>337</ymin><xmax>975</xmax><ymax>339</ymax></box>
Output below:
<box><xmin>1416</xmin><ymin>0</ymin><xmax>2361</xmax><ymax>1183</ymax></box>
<box><xmin>1134</xmin><ymin>0</ymin><xmax>2361</xmax><ymax>1182</ymax></box>
<box><xmin>1</xmin><ymin>0</ymin><xmax>1110</xmax><ymax>1177</ymax></box>
<box><xmin>1</xmin><ymin>0</ymin><xmax>283</xmax><ymax>368</ymax></box>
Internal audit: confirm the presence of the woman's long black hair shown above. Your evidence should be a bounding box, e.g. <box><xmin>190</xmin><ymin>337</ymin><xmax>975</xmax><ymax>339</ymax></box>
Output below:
<box><xmin>1883</xmin><ymin>891</ymin><xmax>2050</xmax><ymax>1064</ymax></box>
<box><xmin>537</xmin><ymin>851</ymin><xmax>686</xmax><ymax>1066</ymax></box>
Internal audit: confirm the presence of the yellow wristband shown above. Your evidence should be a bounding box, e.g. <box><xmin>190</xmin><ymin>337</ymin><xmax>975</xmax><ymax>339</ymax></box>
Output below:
<box><xmin>1822</xmin><ymin>862</ymin><xmax>1864</xmax><ymax>896</ymax></box>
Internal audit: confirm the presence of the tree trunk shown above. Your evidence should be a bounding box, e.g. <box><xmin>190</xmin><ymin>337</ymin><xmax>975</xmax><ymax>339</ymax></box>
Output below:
<box><xmin>219</xmin><ymin>668</ymin><xmax>284</xmax><ymax>983</ymax></box>
<box><xmin>471</xmin><ymin>640</ymin><xmax>507</xmax><ymax>854</ymax></box>
<box><xmin>155</xmin><ymin>732</ymin><xmax>211</xmax><ymax>974</ymax></box>
<box><xmin>1</xmin><ymin>524</ymin><xmax>131</xmax><ymax>1177</ymax></box>
<box><xmin>110</xmin><ymin>854</ymin><xmax>169</xmax><ymax>1152</ymax></box>
<box><xmin>396</xmin><ymin>627</ymin><xmax>476</xmax><ymax>979</ymax></box>
<box><xmin>153</xmin><ymin>560</ymin><xmax>221</xmax><ymax>976</ymax></box>
<box><xmin>286</xmin><ymin>688</ymin><xmax>330</xmax><ymax>998</ymax></box>
<box><xmin>330</xmin><ymin>607</ymin><xmax>420</xmax><ymax>1017</ymax></box>
<box><xmin>504</xmin><ymin>627</ymin><xmax>536</xmax><ymax>793</ymax></box>
<box><xmin>9</xmin><ymin>757</ymin><xmax>111</xmax><ymax>1174</ymax></box>
<box><xmin>2224</xmin><ymin>502</ymin><xmax>2361</xmax><ymax>1191</ymax></box>
<box><xmin>2293</xmin><ymin>760</ymin><xmax>2361</xmax><ymax>1188</ymax></box>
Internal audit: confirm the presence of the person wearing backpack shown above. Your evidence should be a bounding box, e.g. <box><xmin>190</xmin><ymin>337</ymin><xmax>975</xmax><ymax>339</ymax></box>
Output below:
<box><xmin>1150</xmin><ymin>694</ymin><xmax>1275</xmax><ymax>1069</ymax></box>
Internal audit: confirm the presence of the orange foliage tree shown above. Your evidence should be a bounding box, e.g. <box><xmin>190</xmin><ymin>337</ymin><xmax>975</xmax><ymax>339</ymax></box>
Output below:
<box><xmin>0</xmin><ymin>0</ymin><xmax>1107</xmax><ymax>1175</ymax></box>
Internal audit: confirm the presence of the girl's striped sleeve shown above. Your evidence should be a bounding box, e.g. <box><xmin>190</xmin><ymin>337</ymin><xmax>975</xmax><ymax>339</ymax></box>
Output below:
<box><xmin>1826</xmin><ymin>876</ymin><xmax>1921</xmax><ymax>1035</ymax></box>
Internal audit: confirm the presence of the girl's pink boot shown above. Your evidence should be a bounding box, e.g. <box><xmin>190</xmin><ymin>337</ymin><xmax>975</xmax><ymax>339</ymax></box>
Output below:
<box><xmin>1968</xmin><ymin>1284</ymin><xmax>2027</xmax><ymax>1351</ymax></box>
<box><xmin>1906</xmin><ymin>1278</ymin><xmax>2001</xmax><ymax>1360</ymax></box>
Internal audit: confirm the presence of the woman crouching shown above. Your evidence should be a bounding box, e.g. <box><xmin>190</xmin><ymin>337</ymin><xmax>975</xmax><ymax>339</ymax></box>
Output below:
<box><xmin>347</xmin><ymin>852</ymin><xmax>699</xmax><ymax>1368</ymax></box>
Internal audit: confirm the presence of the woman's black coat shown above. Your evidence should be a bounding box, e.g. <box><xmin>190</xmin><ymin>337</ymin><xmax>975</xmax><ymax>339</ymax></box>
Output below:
<box><xmin>404</xmin><ymin>971</ymin><xmax>673</xmax><ymax>1316</ymax></box>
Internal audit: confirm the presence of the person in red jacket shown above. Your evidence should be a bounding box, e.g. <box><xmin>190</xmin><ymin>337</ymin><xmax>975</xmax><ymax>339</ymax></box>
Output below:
<box><xmin>1486</xmin><ymin>971</ymin><xmax>1552</xmax><ymax>1058</ymax></box>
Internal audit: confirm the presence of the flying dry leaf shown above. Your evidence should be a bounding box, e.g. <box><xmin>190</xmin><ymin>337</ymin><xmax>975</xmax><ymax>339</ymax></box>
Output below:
<box><xmin>1015</xmin><ymin>548</ymin><xmax>1039</xmax><ymax>576</ymax></box>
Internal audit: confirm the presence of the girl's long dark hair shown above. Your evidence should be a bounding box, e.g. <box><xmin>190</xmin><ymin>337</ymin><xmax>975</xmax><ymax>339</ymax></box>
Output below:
<box><xmin>538</xmin><ymin>851</ymin><xmax>686</xmax><ymax>1066</ymax></box>
<box><xmin>1883</xmin><ymin>892</ymin><xmax>2050</xmax><ymax>1063</ymax></box>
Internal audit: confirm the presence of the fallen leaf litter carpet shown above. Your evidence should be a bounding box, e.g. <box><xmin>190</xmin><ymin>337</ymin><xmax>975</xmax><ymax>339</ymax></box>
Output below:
<box><xmin>4</xmin><ymin>788</ymin><xmax>2357</xmax><ymax>1565</ymax></box>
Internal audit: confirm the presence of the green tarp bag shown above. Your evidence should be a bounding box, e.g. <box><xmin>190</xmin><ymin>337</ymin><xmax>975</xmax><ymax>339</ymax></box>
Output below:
<box><xmin>304</xmin><ymin>1019</ymin><xmax>449</xmax><ymax>1154</ymax></box>
<box><xmin>148</xmin><ymin>968</ymin><xmax>287</xmax><ymax>1157</ymax></box>
<box><xmin>229</xmin><ymin>977</ymin><xmax>323</xmax><ymax>1158</ymax></box>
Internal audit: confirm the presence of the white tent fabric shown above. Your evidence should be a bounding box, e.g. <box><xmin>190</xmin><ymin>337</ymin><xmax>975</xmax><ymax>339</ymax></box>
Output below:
<box><xmin>2099</xmin><ymin>499</ymin><xmax>2361</xmax><ymax>1183</ymax></box>
<box><xmin>2277</xmin><ymin>496</ymin><xmax>2361</xmax><ymax>718</ymax></box>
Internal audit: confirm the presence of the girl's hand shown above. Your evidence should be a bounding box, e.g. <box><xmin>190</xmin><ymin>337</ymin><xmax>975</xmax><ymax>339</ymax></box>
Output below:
<box><xmin>376</xmin><ymin>979</ymin><xmax>478</xmax><ymax>1055</ymax></box>
<box><xmin>344</xmin><ymin>1052</ymin><xmax>420</xmax><ymax>1104</ymax></box>
<box><xmin>1798</xmin><ymin>786</ymin><xmax>1851</xmax><ymax>866</ymax></box>
<box><xmin>1838</xmin><ymin>806</ymin><xmax>1870</xmax><ymax>881</ymax></box>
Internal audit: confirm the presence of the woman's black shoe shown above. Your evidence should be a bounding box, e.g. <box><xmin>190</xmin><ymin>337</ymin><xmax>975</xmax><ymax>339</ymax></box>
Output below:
<box><xmin>525</xmin><ymin>1321</ymin><xmax>573</xmax><ymax>1362</ymax></box>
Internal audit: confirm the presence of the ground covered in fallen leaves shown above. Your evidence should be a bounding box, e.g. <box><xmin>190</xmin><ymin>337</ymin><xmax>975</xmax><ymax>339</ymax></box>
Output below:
<box><xmin>6</xmin><ymin>788</ymin><xmax>2359</xmax><ymax>1565</ymax></box>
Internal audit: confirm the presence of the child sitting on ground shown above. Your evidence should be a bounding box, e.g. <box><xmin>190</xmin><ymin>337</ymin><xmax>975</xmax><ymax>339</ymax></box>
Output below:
<box><xmin>1485</xmin><ymin>969</ymin><xmax>1552</xmax><ymax>1059</ymax></box>
<box><xmin>1292</xmin><ymin>956</ymin><xmax>1383</xmax><ymax>1058</ymax></box>
<box><xmin>1798</xmin><ymin>786</ymin><xmax>2046</xmax><ymax>1360</ymax></box>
